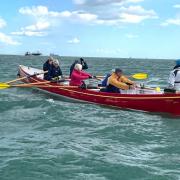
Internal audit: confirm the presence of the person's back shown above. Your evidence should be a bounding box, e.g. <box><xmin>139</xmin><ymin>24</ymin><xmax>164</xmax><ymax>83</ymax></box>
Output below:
<box><xmin>70</xmin><ymin>64</ymin><xmax>91</xmax><ymax>86</ymax></box>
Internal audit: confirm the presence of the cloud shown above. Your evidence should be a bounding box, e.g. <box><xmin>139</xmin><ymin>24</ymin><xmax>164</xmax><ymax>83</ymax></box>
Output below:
<box><xmin>125</xmin><ymin>33</ymin><xmax>138</xmax><ymax>38</ymax></box>
<box><xmin>173</xmin><ymin>4</ymin><xmax>180</xmax><ymax>8</ymax></box>
<box><xmin>0</xmin><ymin>32</ymin><xmax>21</xmax><ymax>45</ymax></box>
<box><xmin>0</xmin><ymin>17</ymin><xmax>6</xmax><ymax>28</ymax></box>
<box><xmin>19</xmin><ymin>6</ymin><xmax>49</xmax><ymax>17</ymax></box>
<box><xmin>161</xmin><ymin>4</ymin><xmax>180</xmax><ymax>26</ymax></box>
<box><xmin>11</xmin><ymin>30</ymin><xmax>47</xmax><ymax>37</ymax></box>
<box><xmin>24</xmin><ymin>21</ymin><xmax>50</xmax><ymax>31</ymax></box>
<box><xmin>14</xmin><ymin>8</ymin><xmax>51</xmax><ymax>37</ymax></box>
<box><xmin>161</xmin><ymin>18</ymin><xmax>180</xmax><ymax>26</ymax></box>
<box><xmin>73</xmin><ymin>0</ymin><xmax>143</xmax><ymax>6</ymax></box>
<box><xmin>67</xmin><ymin>37</ymin><xmax>80</xmax><ymax>44</ymax></box>
<box><xmin>11</xmin><ymin>21</ymin><xmax>50</xmax><ymax>37</ymax></box>
<box><xmin>19</xmin><ymin>6</ymin><xmax>98</xmax><ymax>24</ymax></box>
<box><xmin>18</xmin><ymin>4</ymin><xmax>157</xmax><ymax>29</ymax></box>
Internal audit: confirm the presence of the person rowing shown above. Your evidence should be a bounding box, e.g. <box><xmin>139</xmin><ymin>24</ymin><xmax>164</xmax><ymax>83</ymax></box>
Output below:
<box><xmin>70</xmin><ymin>64</ymin><xmax>92</xmax><ymax>86</ymax></box>
<box><xmin>43</xmin><ymin>56</ymin><xmax>54</xmax><ymax>80</ymax></box>
<box><xmin>69</xmin><ymin>58</ymin><xmax>88</xmax><ymax>77</ymax></box>
<box><xmin>51</xmin><ymin>59</ymin><xmax>63</xmax><ymax>81</ymax></box>
<box><xmin>105</xmin><ymin>68</ymin><xmax>135</xmax><ymax>93</ymax></box>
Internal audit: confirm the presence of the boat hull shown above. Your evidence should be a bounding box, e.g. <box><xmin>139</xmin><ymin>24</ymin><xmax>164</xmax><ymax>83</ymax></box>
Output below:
<box><xmin>18</xmin><ymin>65</ymin><xmax>180</xmax><ymax>116</ymax></box>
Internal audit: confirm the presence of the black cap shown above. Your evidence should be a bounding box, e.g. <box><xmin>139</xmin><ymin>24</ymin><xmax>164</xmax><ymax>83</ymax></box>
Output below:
<box><xmin>80</xmin><ymin>58</ymin><xmax>84</xmax><ymax>61</ymax></box>
<box><xmin>115</xmin><ymin>68</ymin><xmax>122</xmax><ymax>73</ymax></box>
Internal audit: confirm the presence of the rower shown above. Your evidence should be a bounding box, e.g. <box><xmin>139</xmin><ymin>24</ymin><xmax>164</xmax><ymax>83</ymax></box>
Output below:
<box><xmin>43</xmin><ymin>56</ymin><xmax>54</xmax><ymax>80</ymax></box>
<box><xmin>70</xmin><ymin>64</ymin><xmax>92</xmax><ymax>86</ymax></box>
<box><xmin>105</xmin><ymin>68</ymin><xmax>135</xmax><ymax>93</ymax></box>
<box><xmin>51</xmin><ymin>59</ymin><xmax>63</xmax><ymax>81</ymax></box>
<box><xmin>168</xmin><ymin>59</ymin><xmax>180</xmax><ymax>91</ymax></box>
<box><xmin>69</xmin><ymin>58</ymin><xmax>88</xmax><ymax>77</ymax></box>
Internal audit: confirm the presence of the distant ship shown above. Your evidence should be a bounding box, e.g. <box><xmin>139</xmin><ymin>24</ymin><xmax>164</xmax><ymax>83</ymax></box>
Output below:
<box><xmin>25</xmin><ymin>51</ymin><xmax>42</xmax><ymax>56</ymax></box>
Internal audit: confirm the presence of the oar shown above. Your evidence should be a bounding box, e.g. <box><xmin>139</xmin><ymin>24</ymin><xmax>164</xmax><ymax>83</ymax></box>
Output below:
<box><xmin>0</xmin><ymin>81</ymin><xmax>51</xmax><ymax>89</ymax></box>
<box><xmin>0</xmin><ymin>84</ymin><xmax>78</xmax><ymax>89</ymax></box>
<box><xmin>130</xmin><ymin>73</ymin><xmax>148</xmax><ymax>80</ymax></box>
<box><xmin>137</xmin><ymin>85</ymin><xmax>161</xmax><ymax>92</ymax></box>
<box><xmin>96</xmin><ymin>73</ymin><xmax>148</xmax><ymax>80</ymax></box>
<box><xmin>4</xmin><ymin>71</ymin><xmax>48</xmax><ymax>84</ymax></box>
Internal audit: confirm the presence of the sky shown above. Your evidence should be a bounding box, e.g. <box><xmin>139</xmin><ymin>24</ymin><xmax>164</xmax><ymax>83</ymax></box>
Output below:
<box><xmin>0</xmin><ymin>0</ymin><xmax>180</xmax><ymax>59</ymax></box>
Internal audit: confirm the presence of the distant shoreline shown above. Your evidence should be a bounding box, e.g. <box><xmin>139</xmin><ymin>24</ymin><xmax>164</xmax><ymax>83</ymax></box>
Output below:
<box><xmin>0</xmin><ymin>53</ymin><xmax>175</xmax><ymax>61</ymax></box>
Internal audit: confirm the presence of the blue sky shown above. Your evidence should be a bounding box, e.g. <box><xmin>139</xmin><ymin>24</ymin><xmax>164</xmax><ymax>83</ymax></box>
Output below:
<box><xmin>0</xmin><ymin>0</ymin><xmax>180</xmax><ymax>59</ymax></box>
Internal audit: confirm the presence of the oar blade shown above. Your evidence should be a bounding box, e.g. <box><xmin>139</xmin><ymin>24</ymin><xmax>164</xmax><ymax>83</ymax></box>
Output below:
<box><xmin>131</xmin><ymin>73</ymin><xmax>148</xmax><ymax>80</ymax></box>
<box><xmin>0</xmin><ymin>83</ymin><xmax>10</xmax><ymax>89</ymax></box>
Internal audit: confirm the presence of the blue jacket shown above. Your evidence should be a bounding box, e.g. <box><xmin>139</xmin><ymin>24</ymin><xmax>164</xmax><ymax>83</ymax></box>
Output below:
<box><xmin>51</xmin><ymin>66</ymin><xmax>63</xmax><ymax>79</ymax></box>
<box><xmin>101</xmin><ymin>74</ymin><xmax>111</xmax><ymax>87</ymax></box>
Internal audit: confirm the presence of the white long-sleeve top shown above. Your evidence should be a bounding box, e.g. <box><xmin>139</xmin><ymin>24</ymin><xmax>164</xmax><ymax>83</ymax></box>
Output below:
<box><xmin>168</xmin><ymin>68</ymin><xmax>180</xmax><ymax>90</ymax></box>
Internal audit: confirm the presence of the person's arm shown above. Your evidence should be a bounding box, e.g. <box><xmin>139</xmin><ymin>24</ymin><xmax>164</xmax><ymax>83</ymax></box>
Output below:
<box><xmin>72</xmin><ymin>71</ymin><xmax>90</xmax><ymax>80</ymax></box>
<box><xmin>43</xmin><ymin>63</ymin><xmax>47</xmax><ymax>71</ymax></box>
<box><xmin>81</xmin><ymin>61</ymin><xmax>88</xmax><ymax>70</ymax></box>
<box><xmin>46</xmin><ymin>70</ymin><xmax>52</xmax><ymax>80</ymax></box>
<box><xmin>59</xmin><ymin>68</ymin><xmax>63</xmax><ymax>76</ymax></box>
<box><xmin>79</xmin><ymin>70</ymin><xmax>91</xmax><ymax>77</ymax></box>
<box><xmin>108</xmin><ymin>76</ymin><xmax>129</xmax><ymax>90</ymax></box>
<box><xmin>121</xmin><ymin>76</ymin><xmax>134</xmax><ymax>85</ymax></box>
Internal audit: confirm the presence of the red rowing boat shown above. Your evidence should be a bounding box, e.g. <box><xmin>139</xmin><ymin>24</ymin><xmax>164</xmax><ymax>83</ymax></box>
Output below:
<box><xmin>18</xmin><ymin>65</ymin><xmax>180</xmax><ymax>116</ymax></box>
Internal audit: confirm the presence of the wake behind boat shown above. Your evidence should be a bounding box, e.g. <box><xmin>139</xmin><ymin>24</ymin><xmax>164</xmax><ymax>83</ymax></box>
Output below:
<box><xmin>17</xmin><ymin>65</ymin><xmax>180</xmax><ymax>116</ymax></box>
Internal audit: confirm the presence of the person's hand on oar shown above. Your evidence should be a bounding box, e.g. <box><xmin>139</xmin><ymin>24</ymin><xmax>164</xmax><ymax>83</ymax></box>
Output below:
<box><xmin>89</xmin><ymin>75</ymin><xmax>102</xmax><ymax>81</ymax></box>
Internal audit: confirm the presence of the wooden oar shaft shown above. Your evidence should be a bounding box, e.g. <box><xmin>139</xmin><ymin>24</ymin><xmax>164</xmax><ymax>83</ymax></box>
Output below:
<box><xmin>13</xmin><ymin>81</ymin><xmax>51</xmax><ymax>87</ymax></box>
<box><xmin>10</xmin><ymin>84</ymin><xmax>78</xmax><ymax>88</ymax></box>
<box><xmin>5</xmin><ymin>71</ymin><xmax>48</xmax><ymax>84</ymax></box>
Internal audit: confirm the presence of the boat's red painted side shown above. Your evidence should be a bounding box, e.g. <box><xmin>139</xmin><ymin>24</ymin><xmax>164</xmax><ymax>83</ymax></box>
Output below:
<box><xmin>19</xmin><ymin>66</ymin><xmax>180</xmax><ymax>115</ymax></box>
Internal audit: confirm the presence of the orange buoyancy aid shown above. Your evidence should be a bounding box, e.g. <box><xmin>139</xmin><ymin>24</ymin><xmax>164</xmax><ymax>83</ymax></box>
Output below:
<box><xmin>107</xmin><ymin>73</ymin><xmax>134</xmax><ymax>90</ymax></box>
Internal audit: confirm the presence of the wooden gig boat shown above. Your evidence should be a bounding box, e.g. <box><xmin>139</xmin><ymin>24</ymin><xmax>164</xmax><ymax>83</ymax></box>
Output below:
<box><xmin>18</xmin><ymin>65</ymin><xmax>180</xmax><ymax>116</ymax></box>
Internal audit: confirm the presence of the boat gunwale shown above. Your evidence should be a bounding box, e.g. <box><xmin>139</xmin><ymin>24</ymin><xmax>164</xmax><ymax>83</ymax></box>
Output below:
<box><xmin>19</xmin><ymin>65</ymin><xmax>180</xmax><ymax>100</ymax></box>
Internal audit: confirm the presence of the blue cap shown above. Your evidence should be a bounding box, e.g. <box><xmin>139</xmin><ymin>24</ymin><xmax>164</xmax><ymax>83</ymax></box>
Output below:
<box><xmin>176</xmin><ymin>59</ymin><xmax>180</xmax><ymax>66</ymax></box>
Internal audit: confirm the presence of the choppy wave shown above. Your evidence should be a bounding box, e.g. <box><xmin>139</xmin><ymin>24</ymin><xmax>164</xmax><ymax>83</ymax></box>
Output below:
<box><xmin>0</xmin><ymin>55</ymin><xmax>180</xmax><ymax>180</ymax></box>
